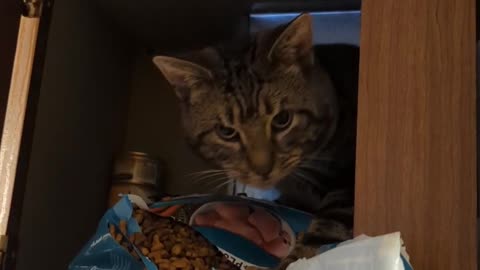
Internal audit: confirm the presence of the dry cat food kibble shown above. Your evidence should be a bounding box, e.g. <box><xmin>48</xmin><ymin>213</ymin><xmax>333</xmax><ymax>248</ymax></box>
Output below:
<box><xmin>70</xmin><ymin>195</ymin><xmax>315</xmax><ymax>270</ymax></box>
<box><xmin>109</xmin><ymin>208</ymin><xmax>239</xmax><ymax>270</ymax></box>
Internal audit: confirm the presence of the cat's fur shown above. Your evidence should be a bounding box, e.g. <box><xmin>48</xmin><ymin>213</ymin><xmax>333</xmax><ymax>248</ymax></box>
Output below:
<box><xmin>153</xmin><ymin>13</ymin><xmax>358</xmax><ymax>270</ymax></box>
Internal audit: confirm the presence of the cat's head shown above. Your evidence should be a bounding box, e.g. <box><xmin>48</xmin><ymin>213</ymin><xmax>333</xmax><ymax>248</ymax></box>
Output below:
<box><xmin>153</xmin><ymin>14</ymin><xmax>338</xmax><ymax>189</ymax></box>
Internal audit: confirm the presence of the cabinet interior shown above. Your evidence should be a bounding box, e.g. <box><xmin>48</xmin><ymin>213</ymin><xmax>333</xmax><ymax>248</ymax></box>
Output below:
<box><xmin>13</xmin><ymin>1</ymin><xmax>361</xmax><ymax>269</ymax></box>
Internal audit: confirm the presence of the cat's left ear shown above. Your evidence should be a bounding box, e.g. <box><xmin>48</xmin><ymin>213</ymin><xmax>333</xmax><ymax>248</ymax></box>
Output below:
<box><xmin>268</xmin><ymin>13</ymin><xmax>313</xmax><ymax>67</ymax></box>
<box><xmin>153</xmin><ymin>55</ymin><xmax>213</xmax><ymax>102</ymax></box>
<box><xmin>153</xmin><ymin>56</ymin><xmax>213</xmax><ymax>88</ymax></box>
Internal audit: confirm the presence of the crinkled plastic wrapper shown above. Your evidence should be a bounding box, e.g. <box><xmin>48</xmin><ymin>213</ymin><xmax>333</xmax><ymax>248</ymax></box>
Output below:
<box><xmin>290</xmin><ymin>232</ymin><xmax>414</xmax><ymax>270</ymax></box>
<box><xmin>69</xmin><ymin>196</ymin><xmax>157</xmax><ymax>270</ymax></box>
<box><xmin>69</xmin><ymin>194</ymin><xmax>413</xmax><ymax>270</ymax></box>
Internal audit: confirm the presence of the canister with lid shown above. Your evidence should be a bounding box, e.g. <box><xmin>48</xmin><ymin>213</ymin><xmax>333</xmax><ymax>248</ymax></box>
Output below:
<box><xmin>108</xmin><ymin>151</ymin><xmax>165</xmax><ymax>207</ymax></box>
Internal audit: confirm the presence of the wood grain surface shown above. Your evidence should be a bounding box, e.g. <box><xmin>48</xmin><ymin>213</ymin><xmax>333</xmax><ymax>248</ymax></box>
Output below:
<box><xmin>0</xmin><ymin>16</ymin><xmax>39</xmax><ymax>237</ymax></box>
<box><xmin>0</xmin><ymin>1</ymin><xmax>21</xmax><ymax>137</ymax></box>
<box><xmin>354</xmin><ymin>0</ymin><xmax>477</xmax><ymax>270</ymax></box>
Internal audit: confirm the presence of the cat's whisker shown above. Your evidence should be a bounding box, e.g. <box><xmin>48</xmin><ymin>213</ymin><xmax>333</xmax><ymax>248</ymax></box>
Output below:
<box><xmin>191</xmin><ymin>176</ymin><xmax>226</xmax><ymax>187</ymax></box>
<box><xmin>297</xmin><ymin>165</ymin><xmax>331</xmax><ymax>174</ymax></box>
<box><xmin>195</xmin><ymin>179</ymin><xmax>227</xmax><ymax>189</ymax></box>
<box><xmin>282</xmin><ymin>159</ymin><xmax>301</xmax><ymax>169</ymax></box>
<box><xmin>198</xmin><ymin>173</ymin><xmax>232</xmax><ymax>185</ymax></box>
<box><xmin>212</xmin><ymin>179</ymin><xmax>234</xmax><ymax>192</ymax></box>
<box><xmin>291</xmin><ymin>171</ymin><xmax>312</xmax><ymax>186</ymax></box>
<box><xmin>289</xmin><ymin>171</ymin><xmax>302</xmax><ymax>182</ymax></box>
<box><xmin>300</xmin><ymin>162</ymin><xmax>328</xmax><ymax>169</ymax></box>
<box><xmin>294</xmin><ymin>169</ymin><xmax>318</xmax><ymax>185</ymax></box>
<box><xmin>191</xmin><ymin>172</ymin><xmax>228</xmax><ymax>183</ymax></box>
<box><xmin>303</xmin><ymin>156</ymin><xmax>334</xmax><ymax>163</ymax></box>
<box><xmin>186</xmin><ymin>169</ymin><xmax>227</xmax><ymax>178</ymax></box>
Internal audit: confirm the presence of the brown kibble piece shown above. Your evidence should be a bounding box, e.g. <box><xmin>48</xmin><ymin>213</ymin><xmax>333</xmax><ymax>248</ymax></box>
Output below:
<box><xmin>149</xmin><ymin>250</ymin><xmax>167</xmax><ymax>262</ymax></box>
<box><xmin>151</xmin><ymin>241</ymin><xmax>165</xmax><ymax>252</ymax></box>
<box><xmin>134</xmin><ymin>213</ymin><xmax>144</xmax><ymax>224</ymax></box>
<box><xmin>134</xmin><ymin>232</ymin><xmax>146</xmax><ymax>245</ymax></box>
<box><xmin>119</xmin><ymin>220</ymin><xmax>127</xmax><ymax>235</ymax></box>
<box><xmin>141</xmin><ymin>247</ymin><xmax>150</xmax><ymax>256</ymax></box>
<box><xmin>181</xmin><ymin>258</ymin><xmax>193</xmax><ymax>270</ymax></box>
<box><xmin>171</xmin><ymin>244</ymin><xmax>183</xmax><ymax>256</ymax></box>
<box><xmin>157</xmin><ymin>259</ymin><xmax>170</xmax><ymax>264</ymax></box>
<box><xmin>172</xmin><ymin>259</ymin><xmax>189</xmax><ymax>268</ymax></box>
<box><xmin>192</xmin><ymin>259</ymin><xmax>202</xmax><ymax>269</ymax></box>
<box><xmin>158</xmin><ymin>262</ymin><xmax>170</xmax><ymax>269</ymax></box>
<box><xmin>198</xmin><ymin>247</ymin><xmax>209</xmax><ymax>257</ymax></box>
<box><xmin>179</xmin><ymin>228</ymin><xmax>189</xmax><ymax>237</ymax></box>
<box><xmin>115</xmin><ymin>233</ymin><xmax>123</xmax><ymax>242</ymax></box>
<box><xmin>109</xmin><ymin>224</ymin><xmax>116</xmax><ymax>237</ymax></box>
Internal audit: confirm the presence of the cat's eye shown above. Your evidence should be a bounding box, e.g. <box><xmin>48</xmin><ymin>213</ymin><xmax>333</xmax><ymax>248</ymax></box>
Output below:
<box><xmin>272</xmin><ymin>110</ymin><xmax>293</xmax><ymax>130</ymax></box>
<box><xmin>216</xmin><ymin>125</ymin><xmax>238</xmax><ymax>140</ymax></box>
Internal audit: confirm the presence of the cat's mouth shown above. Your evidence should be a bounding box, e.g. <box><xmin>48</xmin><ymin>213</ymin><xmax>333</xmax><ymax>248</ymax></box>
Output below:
<box><xmin>228</xmin><ymin>164</ymin><xmax>300</xmax><ymax>190</ymax></box>
<box><xmin>244</xmin><ymin>179</ymin><xmax>278</xmax><ymax>190</ymax></box>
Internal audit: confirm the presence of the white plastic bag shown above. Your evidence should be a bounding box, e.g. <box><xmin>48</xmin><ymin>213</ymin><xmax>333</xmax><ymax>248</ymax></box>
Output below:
<box><xmin>287</xmin><ymin>232</ymin><xmax>413</xmax><ymax>270</ymax></box>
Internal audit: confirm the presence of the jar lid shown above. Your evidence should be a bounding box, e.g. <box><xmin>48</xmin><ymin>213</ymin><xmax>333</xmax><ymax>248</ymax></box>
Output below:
<box><xmin>112</xmin><ymin>151</ymin><xmax>165</xmax><ymax>186</ymax></box>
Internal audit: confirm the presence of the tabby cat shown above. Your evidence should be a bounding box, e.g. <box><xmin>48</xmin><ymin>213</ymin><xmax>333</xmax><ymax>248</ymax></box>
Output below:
<box><xmin>153</xmin><ymin>13</ymin><xmax>358</xmax><ymax>270</ymax></box>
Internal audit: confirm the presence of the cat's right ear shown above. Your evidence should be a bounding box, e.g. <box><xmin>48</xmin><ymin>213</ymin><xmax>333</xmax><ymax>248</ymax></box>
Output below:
<box><xmin>268</xmin><ymin>13</ymin><xmax>313</xmax><ymax>67</ymax></box>
<box><xmin>152</xmin><ymin>56</ymin><xmax>213</xmax><ymax>102</ymax></box>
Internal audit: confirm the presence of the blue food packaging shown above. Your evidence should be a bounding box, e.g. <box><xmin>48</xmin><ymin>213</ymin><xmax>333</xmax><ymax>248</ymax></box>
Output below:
<box><xmin>148</xmin><ymin>194</ymin><xmax>314</xmax><ymax>269</ymax></box>
<box><xmin>70</xmin><ymin>194</ymin><xmax>413</xmax><ymax>270</ymax></box>
<box><xmin>69</xmin><ymin>196</ymin><xmax>157</xmax><ymax>270</ymax></box>
<box><xmin>69</xmin><ymin>194</ymin><xmax>314</xmax><ymax>270</ymax></box>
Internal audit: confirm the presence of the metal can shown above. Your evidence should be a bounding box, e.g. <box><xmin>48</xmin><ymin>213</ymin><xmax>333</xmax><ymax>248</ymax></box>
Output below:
<box><xmin>108</xmin><ymin>151</ymin><xmax>165</xmax><ymax>207</ymax></box>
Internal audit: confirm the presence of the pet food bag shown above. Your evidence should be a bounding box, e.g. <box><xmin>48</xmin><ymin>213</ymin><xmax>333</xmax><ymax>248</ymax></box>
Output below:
<box><xmin>69</xmin><ymin>194</ymin><xmax>413</xmax><ymax>270</ymax></box>
<box><xmin>146</xmin><ymin>194</ymin><xmax>314</xmax><ymax>269</ymax></box>
<box><xmin>69</xmin><ymin>196</ymin><xmax>156</xmax><ymax>270</ymax></box>
<box><xmin>69</xmin><ymin>195</ymin><xmax>239</xmax><ymax>270</ymax></box>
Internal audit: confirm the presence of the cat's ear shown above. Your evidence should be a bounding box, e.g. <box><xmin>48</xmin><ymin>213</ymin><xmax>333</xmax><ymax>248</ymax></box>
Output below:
<box><xmin>152</xmin><ymin>55</ymin><xmax>213</xmax><ymax>101</ymax></box>
<box><xmin>268</xmin><ymin>13</ymin><xmax>313</xmax><ymax>67</ymax></box>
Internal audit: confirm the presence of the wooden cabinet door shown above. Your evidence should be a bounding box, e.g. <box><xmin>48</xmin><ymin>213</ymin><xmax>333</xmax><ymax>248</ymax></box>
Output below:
<box><xmin>355</xmin><ymin>0</ymin><xmax>477</xmax><ymax>269</ymax></box>
<box><xmin>0</xmin><ymin>1</ymin><xmax>52</xmax><ymax>269</ymax></box>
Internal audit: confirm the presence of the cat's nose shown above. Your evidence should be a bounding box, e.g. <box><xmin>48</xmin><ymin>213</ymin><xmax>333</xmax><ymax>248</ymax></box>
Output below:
<box><xmin>260</xmin><ymin>172</ymin><xmax>271</xmax><ymax>180</ymax></box>
<box><xmin>248</xmin><ymin>151</ymin><xmax>273</xmax><ymax>179</ymax></box>
<box><xmin>256</xmin><ymin>163</ymin><xmax>273</xmax><ymax>180</ymax></box>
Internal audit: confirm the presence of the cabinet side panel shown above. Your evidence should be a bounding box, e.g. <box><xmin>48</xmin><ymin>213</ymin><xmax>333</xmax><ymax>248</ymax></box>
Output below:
<box><xmin>355</xmin><ymin>0</ymin><xmax>477</xmax><ymax>270</ymax></box>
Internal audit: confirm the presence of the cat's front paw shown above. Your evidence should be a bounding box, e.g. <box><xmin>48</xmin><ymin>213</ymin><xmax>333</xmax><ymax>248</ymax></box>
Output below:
<box><xmin>274</xmin><ymin>245</ymin><xmax>316</xmax><ymax>270</ymax></box>
<box><xmin>274</xmin><ymin>257</ymin><xmax>297</xmax><ymax>270</ymax></box>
